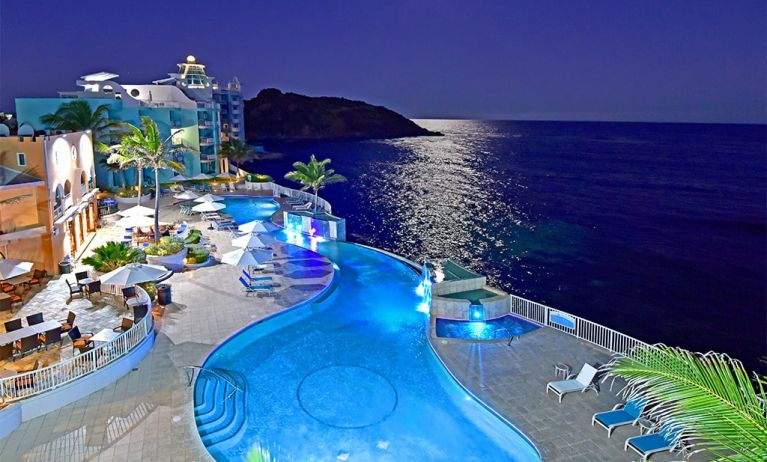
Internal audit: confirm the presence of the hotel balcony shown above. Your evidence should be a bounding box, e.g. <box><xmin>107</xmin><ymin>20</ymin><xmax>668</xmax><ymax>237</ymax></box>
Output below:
<box><xmin>198</xmin><ymin>120</ymin><xmax>212</xmax><ymax>128</ymax></box>
<box><xmin>199</xmin><ymin>137</ymin><xmax>214</xmax><ymax>146</ymax></box>
<box><xmin>200</xmin><ymin>154</ymin><xmax>217</xmax><ymax>164</ymax></box>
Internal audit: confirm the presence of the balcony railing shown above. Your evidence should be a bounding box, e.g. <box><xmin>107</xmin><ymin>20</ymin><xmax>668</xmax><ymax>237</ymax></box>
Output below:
<box><xmin>199</xmin><ymin>138</ymin><xmax>214</xmax><ymax>146</ymax></box>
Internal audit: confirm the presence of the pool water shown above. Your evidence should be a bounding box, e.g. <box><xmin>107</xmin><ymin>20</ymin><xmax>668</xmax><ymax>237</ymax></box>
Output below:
<box><xmin>436</xmin><ymin>315</ymin><xmax>541</xmax><ymax>340</ymax></box>
<box><xmin>195</xmin><ymin>230</ymin><xmax>540</xmax><ymax>461</ymax></box>
<box><xmin>220</xmin><ymin>196</ymin><xmax>280</xmax><ymax>224</ymax></box>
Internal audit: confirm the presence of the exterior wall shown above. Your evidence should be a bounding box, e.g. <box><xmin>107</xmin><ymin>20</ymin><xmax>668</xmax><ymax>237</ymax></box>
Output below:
<box><xmin>432</xmin><ymin>276</ymin><xmax>487</xmax><ymax>296</ymax></box>
<box><xmin>215</xmin><ymin>86</ymin><xmax>245</xmax><ymax>142</ymax></box>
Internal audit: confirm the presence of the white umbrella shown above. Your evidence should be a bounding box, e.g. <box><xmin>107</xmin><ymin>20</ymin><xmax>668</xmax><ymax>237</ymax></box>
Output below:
<box><xmin>117</xmin><ymin>205</ymin><xmax>155</xmax><ymax>217</ymax></box>
<box><xmin>116</xmin><ymin>215</ymin><xmax>167</xmax><ymax>227</ymax></box>
<box><xmin>190</xmin><ymin>173</ymin><xmax>213</xmax><ymax>180</ymax></box>
<box><xmin>168</xmin><ymin>174</ymin><xmax>189</xmax><ymax>182</ymax></box>
<box><xmin>174</xmin><ymin>191</ymin><xmax>201</xmax><ymax>200</ymax></box>
<box><xmin>232</xmin><ymin>233</ymin><xmax>275</xmax><ymax>249</ymax></box>
<box><xmin>221</xmin><ymin>248</ymin><xmax>273</xmax><ymax>267</ymax></box>
<box><xmin>100</xmin><ymin>263</ymin><xmax>171</xmax><ymax>286</ymax></box>
<box><xmin>192</xmin><ymin>201</ymin><xmax>225</xmax><ymax>213</ymax></box>
<box><xmin>216</xmin><ymin>172</ymin><xmax>236</xmax><ymax>179</ymax></box>
<box><xmin>194</xmin><ymin>193</ymin><xmax>225</xmax><ymax>203</ymax></box>
<box><xmin>238</xmin><ymin>220</ymin><xmax>279</xmax><ymax>233</ymax></box>
<box><xmin>0</xmin><ymin>259</ymin><xmax>33</xmax><ymax>281</ymax></box>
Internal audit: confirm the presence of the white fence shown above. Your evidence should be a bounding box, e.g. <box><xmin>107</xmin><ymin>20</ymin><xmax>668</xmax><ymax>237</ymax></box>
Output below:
<box><xmin>509</xmin><ymin>294</ymin><xmax>648</xmax><ymax>355</ymax></box>
<box><xmin>0</xmin><ymin>310</ymin><xmax>155</xmax><ymax>403</ymax></box>
<box><xmin>242</xmin><ymin>181</ymin><xmax>332</xmax><ymax>214</ymax></box>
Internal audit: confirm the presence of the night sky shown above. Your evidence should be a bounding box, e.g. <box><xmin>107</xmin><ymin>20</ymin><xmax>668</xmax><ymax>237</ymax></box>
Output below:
<box><xmin>0</xmin><ymin>0</ymin><xmax>765</xmax><ymax>123</ymax></box>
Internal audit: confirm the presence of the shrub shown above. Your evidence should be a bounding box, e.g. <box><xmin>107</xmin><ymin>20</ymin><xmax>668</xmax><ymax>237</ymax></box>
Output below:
<box><xmin>184</xmin><ymin>244</ymin><xmax>210</xmax><ymax>264</ymax></box>
<box><xmin>246</xmin><ymin>173</ymin><xmax>272</xmax><ymax>183</ymax></box>
<box><xmin>138</xmin><ymin>282</ymin><xmax>157</xmax><ymax>301</ymax></box>
<box><xmin>82</xmin><ymin>241</ymin><xmax>145</xmax><ymax>272</ymax></box>
<box><xmin>184</xmin><ymin>229</ymin><xmax>202</xmax><ymax>245</ymax></box>
<box><xmin>114</xmin><ymin>187</ymin><xmax>141</xmax><ymax>198</ymax></box>
<box><xmin>145</xmin><ymin>236</ymin><xmax>185</xmax><ymax>256</ymax></box>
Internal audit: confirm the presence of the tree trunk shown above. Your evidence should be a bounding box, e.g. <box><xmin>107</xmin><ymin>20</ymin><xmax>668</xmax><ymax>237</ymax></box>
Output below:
<box><xmin>137</xmin><ymin>167</ymin><xmax>143</xmax><ymax>206</ymax></box>
<box><xmin>119</xmin><ymin>170</ymin><xmax>126</xmax><ymax>189</ymax></box>
<box><xmin>313</xmin><ymin>187</ymin><xmax>319</xmax><ymax>215</ymax></box>
<box><xmin>153</xmin><ymin>165</ymin><xmax>161</xmax><ymax>244</ymax></box>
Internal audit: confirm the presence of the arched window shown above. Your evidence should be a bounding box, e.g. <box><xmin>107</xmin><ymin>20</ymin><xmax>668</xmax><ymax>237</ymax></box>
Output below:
<box><xmin>80</xmin><ymin>171</ymin><xmax>88</xmax><ymax>194</ymax></box>
<box><xmin>89</xmin><ymin>167</ymin><xmax>96</xmax><ymax>190</ymax></box>
<box><xmin>54</xmin><ymin>185</ymin><xmax>64</xmax><ymax>219</ymax></box>
<box><xmin>64</xmin><ymin>180</ymin><xmax>72</xmax><ymax>196</ymax></box>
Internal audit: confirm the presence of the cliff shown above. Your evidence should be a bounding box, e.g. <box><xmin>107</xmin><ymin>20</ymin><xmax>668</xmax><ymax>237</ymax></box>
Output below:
<box><xmin>243</xmin><ymin>88</ymin><xmax>441</xmax><ymax>141</ymax></box>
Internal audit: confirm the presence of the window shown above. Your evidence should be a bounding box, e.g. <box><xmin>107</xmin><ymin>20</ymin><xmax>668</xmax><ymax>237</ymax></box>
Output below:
<box><xmin>16</xmin><ymin>152</ymin><xmax>26</xmax><ymax>167</ymax></box>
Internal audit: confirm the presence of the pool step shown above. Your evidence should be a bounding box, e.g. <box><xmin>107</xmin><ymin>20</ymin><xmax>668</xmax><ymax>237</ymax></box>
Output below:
<box><xmin>193</xmin><ymin>368</ymin><xmax>247</xmax><ymax>448</ymax></box>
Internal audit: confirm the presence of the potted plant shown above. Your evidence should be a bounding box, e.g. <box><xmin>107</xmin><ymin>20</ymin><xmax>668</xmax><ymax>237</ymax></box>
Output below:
<box><xmin>144</xmin><ymin>236</ymin><xmax>188</xmax><ymax>271</ymax></box>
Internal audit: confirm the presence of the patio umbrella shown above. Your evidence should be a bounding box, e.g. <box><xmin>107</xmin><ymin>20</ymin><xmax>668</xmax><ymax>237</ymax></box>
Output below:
<box><xmin>115</xmin><ymin>215</ymin><xmax>167</xmax><ymax>228</ymax></box>
<box><xmin>232</xmin><ymin>233</ymin><xmax>275</xmax><ymax>249</ymax></box>
<box><xmin>221</xmin><ymin>248</ymin><xmax>273</xmax><ymax>267</ymax></box>
<box><xmin>100</xmin><ymin>263</ymin><xmax>171</xmax><ymax>286</ymax></box>
<box><xmin>117</xmin><ymin>205</ymin><xmax>155</xmax><ymax>217</ymax></box>
<box><xmin>216</xmin><ymin>172</ymin><xmax>236</xmax><ymax>179</ymax></box>
<box><xmin>168</xmin><ymin>174</ymin><xmax>189</xmax><ymax>182</ymax></box>
<box><xmin>192</xmin><ymin>201</ymin><xmax>225</xmax><ymax>213</ymax></box>
<box><xmin>0</xmin><ymin>259</ymin><xmax>33</xmax><ymax>281</ymax></box>
<box><xmin>174</xmin><ymin>191</ymin><xmax>201</xmax><ymax>200</ymax></box>
<box><xmin>190</xmin><ymin>173</ymin><xmax>213</xmax><ymax>180</ymax></box>
<box><xmin>238</xmin><ymin>220</ymin><xmax>279</xmax><ymax>233</ymax></box>
<box><xmin>194</xmin><ymin>193</ymin><xmax>225</xmax><ymax>203</ymax></box>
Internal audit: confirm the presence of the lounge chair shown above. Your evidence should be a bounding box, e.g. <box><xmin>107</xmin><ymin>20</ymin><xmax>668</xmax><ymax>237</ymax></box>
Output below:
<box><xmin>592</xmin><ymin>396</ymin><xmax>646</xmax><ymax>437</ymax></box>
<box><xmin>25</xmin><ymin>312</ymin><xmax>44</xmax><ymax>326</ymax></box>
<box><xmin>59</xmin><ymin>311</ymin><xmax>76</xmax><ymax>332</ymax></box>
<box><xmin>238</xmin><ymin>277</ymin><xmax>273</xmax><ymax>295</ymax></box>
<box><xmin>292</xmin><ymin>202</ymin><xmax>313</xmax><ymax>211</ymax></box>
<box><xmin>546</xmin><ymin>363</ymin><xmax>599</xmax><ymax>402</ymax></box>
<box><xmin>625</xmin><ymin>421</ymin><xmax>684</xmax><ymax>461</ymax></box>
<box><xmin>242</xmin><ymin>270</ymin><xmax>273</xmax><ymax>283</ymax></box>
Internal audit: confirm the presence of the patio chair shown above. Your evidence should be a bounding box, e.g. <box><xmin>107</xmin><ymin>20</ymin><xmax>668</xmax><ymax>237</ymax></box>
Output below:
<box><xmin>546</xmin><ymin>363</ymin><xmax>599</xmax><ymax>402</ymax></box>
<box><xmin>59</xmin><ymin>311</ymin><xmax>76</xmax><ymax>332</ymax></box>
<box><xmin>68</xmin><ymin>326</ymin><xmax>94</xmax><ymax>353</ymax></box>
<box><xmin>242</xmin><ymin>270</ymin><xmax>273</xmax><ymax>283</ymax></box>
<box><xmin>4</xmin><ymin>318</ymin><xmax>22</xmax><ymax>332</ymax></box>
<box><xmin>25</xmin><ymin>312</ymin><xmax>44</xmax><ymax>326</ymax></box>
<box><xmin>28</xmin><ymin>269</ymin><xmax>46</xmax><ymax>287</ymax></box>
<box><xmin>133</xmin><ymin>304</ymin><xmax>149</xmax><ymax>322</ymax></box>
<box><xmin>625</xmin><ymin>421</ymin><xmax>685</xmax><ymax>462</ymax></box>
<box><xmin>9</xmin><ymin>293</ymin><xmax>22</xmax><ymax>310</ymax></box>
<box><xmin>13</xmin><ymin>360</ymin><xmax>41</xmax><ymax>390</ymax></box>
<box><xmin>0</xmin><ymin>342</ymin><xmax>14</xmax><ymax>362</ymax></box>
<box><xmin>239</xmin><ymin>277</ymin><xmax>273</xmax><ymax>296</ymax></box>
<box><xmin>113</xmin><ymin>317</ymin><xmax>134</xmax><ymax>333</ymax></box>
<box><xmin>0</xmin><ymin>297</ymin><xmax>11</xmax><ymax>312</ymax></box>
<box><xmin>85</xmin><ymin>280</ymin><xmax>102</xmax><ymax>298</ymax></box>
<box><xmin>14</xmin><ymin>333</ymin><xmax>40</xmax><ymax>357</ymax></box>
<box><xmin>592</xmin><ymin>396</ymin><xmax>647</xmax><ymax>437</ymax></box>
<box><xmin>1</xmin><ymin>282</ymin><xmax>15</xmax><ymax>293</ymax></box>
<box><xmin>122</xmin><ymin>286</ymin><xmax>138</xmax><ymax>308</ymax></box>
<box><xmin>40</xmin><ymin>327</ymin><xmax>63</xmax><ymax>350</ymax></box>
<box><xmin>74</xmin><ymin>271</ymin><xmax>89</xmax><ymax>283</ymax></box>
<box><xmin>68</xmin><ymin>281</ymin><xmax>84</xmax><ymax>299</ymax></box>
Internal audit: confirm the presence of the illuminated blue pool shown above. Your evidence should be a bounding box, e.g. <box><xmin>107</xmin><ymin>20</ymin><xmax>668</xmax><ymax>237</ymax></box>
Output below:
<box><xmin>194</xmin><ymin>199</ymin><xmax>540</xmax><ymax>461</ymax></box>
<box><xmin>436</xmin><ymin>315</ymin><xmax>540</xmax><ymax>340</ymax></box>
<box><xmin>220</xmin><ymin>196</ymin><xmax>280</xmax><ymax>224</ymax></box>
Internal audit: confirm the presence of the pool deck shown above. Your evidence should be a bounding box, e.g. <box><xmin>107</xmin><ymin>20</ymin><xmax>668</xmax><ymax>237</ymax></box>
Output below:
<box><xmin>433</xmin><ymin>329</ymin><xmax>685</xmax><ymax>461</ymax></box>
<box><xmin>0</xmin><ymin>197</ymin><xmax>335</xmax><ymax>462</ymax></box>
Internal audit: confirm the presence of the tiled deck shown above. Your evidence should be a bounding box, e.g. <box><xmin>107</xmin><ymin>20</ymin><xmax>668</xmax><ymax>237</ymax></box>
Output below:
<box><xmin>433</xmin><ymin>329</ymin><xmax>685</xmax><ymax>461</ymax></box>
<box><xmin>0</xmin><ymin>196</ymin><xmax>335</xmax><ymax>461</ymax></box>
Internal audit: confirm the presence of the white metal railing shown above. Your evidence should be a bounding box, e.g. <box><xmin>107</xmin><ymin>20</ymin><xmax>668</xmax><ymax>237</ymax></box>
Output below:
<box><xmin>0</xmin><ymin>310</ymin><xmax>155</xmax><ymax>403</ymax></box>
<box><xmin>509</xmin><ymin>294</ymin><xmax>648</xmax><ymax>355</ymax></box>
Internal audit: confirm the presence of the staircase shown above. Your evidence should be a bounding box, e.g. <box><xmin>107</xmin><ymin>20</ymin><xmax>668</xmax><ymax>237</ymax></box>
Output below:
<box><xmin>193</xmin><ymin>368</ymin><xmax>247</xmax><ymax>448</ymax></box>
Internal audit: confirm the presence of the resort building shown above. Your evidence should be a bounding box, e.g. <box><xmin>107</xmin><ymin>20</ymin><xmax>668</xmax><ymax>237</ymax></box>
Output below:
<box><xmin>213</xmin><ymin>76</ymin><xmax>245</xmax><ymax>143</ymax></box>
<box><xmin>0</xmin><ymin>131</ymin><xmax>98</xmax><ymax>274</ymax></box>
<box><xmin>14</xmin><ymin>55</ymin><xmax>240</xmax><ymax>189</ymax></box>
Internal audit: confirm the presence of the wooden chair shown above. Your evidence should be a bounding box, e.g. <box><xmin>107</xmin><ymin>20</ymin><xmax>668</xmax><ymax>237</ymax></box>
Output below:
<box><xmin>25</xmin><ymin>312</ymin><xmax>44</xmax><ymax>326</ymax></box>
<box><xmin>40</xmin><ymin>328</ymin><xmax>63</xmax><ymax>350</ymax></box>
<box><xmin>3</xmin><ymin>319</ymin><xmax>22</xmax><ymax>333</ymax></box>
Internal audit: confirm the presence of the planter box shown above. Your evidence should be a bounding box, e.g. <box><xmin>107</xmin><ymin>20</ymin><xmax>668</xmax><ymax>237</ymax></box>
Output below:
<box><xmin>145</xmin><ymin>248</ymin><xmax>188</xmax><ymax>272</ymax></box>
<box><xmin>114</xmin><ymin>193</ymin><xmax>152</xmax><ymax>205</ymax></box>
<box><xmin>184</xmin><ymin>255</ymin><xmax>212</xmax><ymax>270</ymax></box>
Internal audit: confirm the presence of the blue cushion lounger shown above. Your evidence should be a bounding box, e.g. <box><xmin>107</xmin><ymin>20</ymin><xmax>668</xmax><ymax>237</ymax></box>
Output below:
<box><xmin>625</xmin><ymin>422</ymin><xmax>683</xmax><ymax>462</ymax></box>
<box><xmin>592</xmin><ymin>397</ymin><xmax>646</xmax><ymax>437</ymax></box>
<box><xmin>241</xmin><ymin>270</ymin><xmax>273</xmax><ymax>282</ymax></box>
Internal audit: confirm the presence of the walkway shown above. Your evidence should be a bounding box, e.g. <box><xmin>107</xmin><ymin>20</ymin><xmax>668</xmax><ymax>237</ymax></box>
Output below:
<box><xmin>433</xmin><ymin>328</ymin><xmax>685</xmax><ymax>461</ymax></box>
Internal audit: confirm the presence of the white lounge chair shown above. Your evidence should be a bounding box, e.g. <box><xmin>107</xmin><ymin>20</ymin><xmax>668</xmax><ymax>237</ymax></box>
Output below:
<box><xmin>292</xmin><ymin>202</ymin><xmax>313</xmax><ymax>211</ymax></box>
<box><xmin>546</xmin><ymin>363</ymin><xmax>599</xmax><ymax>402</ymax></box>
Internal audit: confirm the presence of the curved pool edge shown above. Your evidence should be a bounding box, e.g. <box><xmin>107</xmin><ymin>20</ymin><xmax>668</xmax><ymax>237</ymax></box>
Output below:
<box><xmin>356</xmin><ymin>243</ymin><xmax>543</xmax><ymax>460</ymax></box>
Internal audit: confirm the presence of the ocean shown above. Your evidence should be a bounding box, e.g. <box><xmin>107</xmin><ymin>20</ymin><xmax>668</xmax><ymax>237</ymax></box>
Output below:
<box><xmin>243</xmin><ymin>120</ymin><xmax>767</xmax><ymax>372</ymax></box>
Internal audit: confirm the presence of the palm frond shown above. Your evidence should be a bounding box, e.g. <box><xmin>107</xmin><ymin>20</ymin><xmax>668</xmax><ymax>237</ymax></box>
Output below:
<box><xmin>606</xmin><ymin>344</ymin><xmax>767</xmax><ymax>460</ymax></box>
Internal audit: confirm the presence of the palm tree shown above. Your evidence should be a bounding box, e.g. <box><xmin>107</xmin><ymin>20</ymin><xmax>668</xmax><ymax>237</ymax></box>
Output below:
<box><xmin>606</xmin><ymin>344</ymin><xmax>767</xmax><ymax>461</ymax></box>
<box><xmin>98</xmin><ymin>156</ymin><xmax>127</xmax><ymax>189</ymax></box>
<box><xmin>82</xmin><ymin>241</ymin><xmax>145</xmax><ymax>272</ymax></box>
<box><xmin>107</xmin><ymin>143</ymin><xmax>148</xmax><ymax>205</ymax></box>
<box><xmin>284</xmin><ymin>154</ymin><xmax>345</xmax><ymax>214</ymax></box>
<box><xmin>219</xmin><ymin>138</ymin><xmax>253</xmax><ymax>172</ymax></box>
<box><xmin>39</xmin><ymin>99</ymin><xmax>121</xmax><ymax>152</ymax></box>
<box><xmin>111</xmin><ymin>117</ymin><xmax>194</xmax><ymax>242</ymax></box>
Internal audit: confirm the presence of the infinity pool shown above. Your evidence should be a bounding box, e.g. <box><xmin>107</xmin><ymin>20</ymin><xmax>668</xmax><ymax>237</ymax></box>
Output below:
<box><xmin>220</xmin><ymin>196</ymin><xmax>280</xmax><ymax>224</ymax></box>
<box><xmin>436</xmin><ymin>315</ymin><xmax>541</xmax><ymax>340</ymax></box>
<box><xmin>195</xmin><ymin>229</ymin><xmax>539</xmax><ymax>460</ymax></box>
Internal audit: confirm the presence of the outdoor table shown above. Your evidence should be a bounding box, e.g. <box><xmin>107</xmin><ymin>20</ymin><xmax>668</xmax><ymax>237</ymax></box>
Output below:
<box><xmin>554</xmin><ymin>363</ymin><xmax>572</xmax><ymax>379</ymax></box>
<box><xmin>77</xmin><ymin>277</ymin><xmax>95</xmax><ymax>287</ymax></box>
<box><xmin>0</xmin><ymin>369</ymin><xmax>17</xmax><ymax>379</ymax></box>
<box><xmin>0</xmin><ymin>320</ymin><xmax>60</xmax><ymax>346</ymax></box>
<box><xmin>90</xmin><ymin>329</ymin><xmax>120</xmax><ymax>343</ymax></box>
